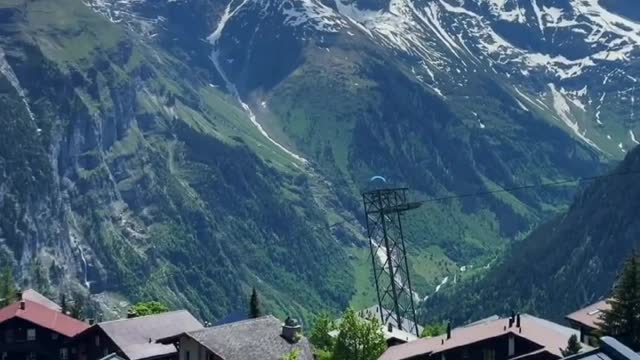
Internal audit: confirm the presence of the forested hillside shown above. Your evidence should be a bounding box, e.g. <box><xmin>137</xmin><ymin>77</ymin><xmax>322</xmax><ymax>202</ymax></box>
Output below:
<box><xmin>2</xmin><ymin>0</ymin><xmax>639</xmax><ymax>323</ymax></box>
<box><xmin>424</xmin><ymin>145</ymin><xmax>640</xmax><ymax>324</ymax></box>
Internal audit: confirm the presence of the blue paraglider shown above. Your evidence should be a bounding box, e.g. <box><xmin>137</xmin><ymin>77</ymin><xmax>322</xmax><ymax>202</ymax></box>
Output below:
<box><xmin>370</xmin><ymin>175</ymin><xmax>387</xmax><ymax>183</ymax></box>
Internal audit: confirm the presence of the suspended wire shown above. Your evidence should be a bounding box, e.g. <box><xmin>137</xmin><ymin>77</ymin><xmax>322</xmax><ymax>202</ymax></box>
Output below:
<box><xmin>414</xmin><ymin>168</ymin><xmax>640</xmax><ymax>204</ymax></box>
<box><xmin>328</xmin><ymin>167</ymin><xmax>640</xmax><ymax>228</ymax></box>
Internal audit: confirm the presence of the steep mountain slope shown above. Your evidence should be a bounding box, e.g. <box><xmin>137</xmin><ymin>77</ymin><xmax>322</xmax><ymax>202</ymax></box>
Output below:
<box><xmin>0</xmin><ymin>0</ymin><xmax>354</xmax><ymax>321</ymax></box>
<box><xmin>185</xmin><ymin>0</ymin><xmax>610</xmax><ymax>295</ymax></box>
<box><xmin>1</xmin><ymin>0</ymin><xmax>638</xmax><ymax>322</ymax></box>
<box><xmin>423</xmin><ymin>145</ymin><xmax>640</xmax><ymax>324</ymax></box>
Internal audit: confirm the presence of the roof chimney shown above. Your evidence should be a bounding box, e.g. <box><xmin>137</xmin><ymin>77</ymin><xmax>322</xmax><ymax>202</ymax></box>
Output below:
<box><xmin>509</xmin><ymin>318</ymin><xmax>514</xmax><ymax>328</ymax></box>
<box><xmin>516</xmin><ymin>313</ymin><xmax>521</xmax><ymax>328</ymax></box>
<box><xmin>446</xmin><ymin>322</ymin><xmax>451</xmax><ymax>340</ymax></box>
<box><xmin>388</xmin><ymin>323</ymin><xmax>393</xmax><ymax>333</ymax></box>
<box><xmin>282</xmin><ymin>317</ymin><xmax>302</xmax><ymax>343</ymax></box>
<box><xmin>19</xmin><ymin>300</ymin><xmax>25</xmax><ymax>310</ymax></box>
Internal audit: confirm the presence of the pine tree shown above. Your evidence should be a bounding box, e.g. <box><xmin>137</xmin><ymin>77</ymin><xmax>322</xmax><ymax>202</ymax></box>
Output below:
<box><xmin>249</xmin><ymin>288</ymin><xmax>263</xmax><ymax>318</ymax></box>
<box><xmin>70</xmin><ymin>293</ymin><xmax>86</xmax><ymax>320</ymax></box>
<box><xmin>560</xmin><ymin>334</ymin><xmax>582</xmax><ymax>357</ymax></box>
<box><xmin>598</xmin><ymin>253</ymin><xmax>640</xmax><ymax>350</ymax></box>
<box><xmin>60</xmin><ymin>294</ymin><xmax>68</xmax><ymax>314</ymax></box>
<box><xmin>0</xmin><ymin>266</ymin><xmax>17</xmax><ymax>307</ymax></box>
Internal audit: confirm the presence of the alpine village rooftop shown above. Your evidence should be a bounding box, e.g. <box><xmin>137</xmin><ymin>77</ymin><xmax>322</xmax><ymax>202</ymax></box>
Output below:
<box><xmin>0</xmin><ymin>289</ymin><xmax>638</xmax><ymax>360</ymax></box>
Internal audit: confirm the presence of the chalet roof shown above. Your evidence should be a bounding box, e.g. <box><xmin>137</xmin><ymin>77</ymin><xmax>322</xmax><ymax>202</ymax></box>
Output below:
<box><xmin>99</xmin><ymin>354</ymin><xmax>127</xmax><ymax>360</ymax></box>
<box><xmin>379</xmin><ymin>314</ymin><xmax>587</xmax><ymax>360</ymax></box>
<box><xmin>185</xmin><ymin>315</ymin><xmax>314</xmax><ymax>360</ymax></box>
<box><xmin>564</xmin><ymin>337</ymin><xmax>640</xmax><ymax>360</ymax></box>
<box><xmin>566</xmin><ymin>300</ymin><xmax>610</xmax><ymax>330</ymax></box>
<box><xmin>0</xmin><ymin>299</ymin><xmax>89</xmax><ymax>337</ymax></box>
<box><xmin>21</xmin><ymin>289</ymin><xmax>62</xmax><ymax>312</ymax></box>
<box><xmin>91</xmin><ymin>310</ymin><xmax>203</xmax><ymax>360</ymax></box>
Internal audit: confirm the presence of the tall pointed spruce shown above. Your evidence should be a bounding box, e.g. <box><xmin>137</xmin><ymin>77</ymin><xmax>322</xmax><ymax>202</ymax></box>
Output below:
<box><xmin>0</xmin><ymin>266</ymin><xmax>17</xmax><ymax>307</ymax></box>
<box><xmin>249</xmin><ymin>287</ymin><xmax>263</xmax><ymax>318</ymax></box>
<box><xmin>598</xmin><ymin>253</ymin><xmax>640</xmax><ymax>350</ymax></box>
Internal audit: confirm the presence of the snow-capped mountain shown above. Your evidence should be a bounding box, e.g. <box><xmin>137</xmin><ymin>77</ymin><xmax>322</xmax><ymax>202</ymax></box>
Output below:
<box><xmin>84</xmin><ymin>0</ymin><xmax>640</xmax><ymax>155</ymax></box>
<box><xmin>5</xmin><ymin>0</ymin><xmax>637</xmax><ymax>319</ymax></box>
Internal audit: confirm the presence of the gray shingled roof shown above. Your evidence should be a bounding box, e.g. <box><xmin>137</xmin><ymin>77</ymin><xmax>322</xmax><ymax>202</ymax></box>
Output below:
<box><xmin>564</xmin><ymin>337</ymin><xmax>640</xmax><ymax>360</ymax></box>
<box><xmin>186</xmin><ymin>315</ymin><xmax>314</xmax><ymax>360</ymax></box>
<box><xmin>98</xmin><ymin>310</ymin><xmax>203</xmax><ymax>360</ymax></box>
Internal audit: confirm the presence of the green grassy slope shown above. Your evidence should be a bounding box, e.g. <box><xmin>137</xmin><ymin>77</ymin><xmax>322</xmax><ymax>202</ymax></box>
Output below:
<box><xmin>0</xmin><ymin>0</ymin><xmax>353</xmax><ymax>322</ymax></box>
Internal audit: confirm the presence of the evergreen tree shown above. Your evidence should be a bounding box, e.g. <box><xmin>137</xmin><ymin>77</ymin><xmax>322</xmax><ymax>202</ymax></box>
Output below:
<box><xmin>31</xmin><ymin>259</ymin><xmax>51</xmax><ymax>297</ymax></box>
<box><xmin>560</xmin><ymin>334</ymin><xmax>582</xmax><ymax>357</ymax></box>
<box><xmin>60</xmin><ymin>294</ymin><xmax>68</xmax><ymax>314</ymax></box>
<box><xmin>0</xmin><ymin>265</ymin><xmax>17</xmax><ymax>307</ymax></box>
<box><xmin>598</xmin><ymin>253</ymin><xmax>640</xmax><ymax>350</ymax></box>
<box><xmin>310</xmin><ymin>312</ymin><xmax>336</xmax><ymax>352</ymax></box>
<box><xmin>69</xmin><ymin>293</ymin><xmax>86</xmax><ymax>320</ymax></box>
<box><xmin>332</xmin><ymin>308</ymin><xmax>387</xmax><ymax>360</ymax></box>
<box><xmin>249</xmin><ymin>288</ymin><xmax>263</xmax><ymax>318</ymax></box>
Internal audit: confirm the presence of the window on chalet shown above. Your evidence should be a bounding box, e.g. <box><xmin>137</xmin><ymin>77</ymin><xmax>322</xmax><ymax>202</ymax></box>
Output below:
<box><xmin>483</xmin><ymin>348</ymin><xmax>496</xmax><ymax>360</ymax></box>
<box><xmin>60</xmin><ymin>348</ymin><xmax>69</xmax><ymax>360</ymax></box>
<box><xmin>27</xmin><ymin>328</ymin><xmax>36</xmax><ymax>341</ymax></box>
<box><xmin>52</xmin><ymin>332</ymin><xmax>59</xmax><ymax>340</ymax></box>
<box><xmin>4</xmin><ymin>329</ymin><xmax>13</xmax><ymax>343</ymax></box>
<box><xmin>27</xmin><ymin>352</ymin><xmax>36</xmax><ymax>360</ymax></box>
<box><xmin>95</xmin><ymin>335</ymin><xmax>100</xmax><ymax>346</ymax></box>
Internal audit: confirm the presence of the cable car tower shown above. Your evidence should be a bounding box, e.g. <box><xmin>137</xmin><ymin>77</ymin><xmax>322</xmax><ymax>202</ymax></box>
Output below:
<box><xmin>362</xmin><ymin>182</ymin><xmax>422</xmax><ymax>337</ymax></box>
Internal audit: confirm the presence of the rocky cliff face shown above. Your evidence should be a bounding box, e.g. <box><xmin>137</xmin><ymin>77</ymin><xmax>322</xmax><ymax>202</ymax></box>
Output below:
<box><xmin>0</xmin><ymin>0</ymin><xmax>355</xmax><ymax>321</ymax></box>
<box><xmin>1</xmin><ymin>0</ymin><xmax>638</xmax><ymax>322</ymax></box>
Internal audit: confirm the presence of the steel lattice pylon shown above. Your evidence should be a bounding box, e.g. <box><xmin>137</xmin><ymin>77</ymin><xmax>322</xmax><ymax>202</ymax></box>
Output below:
<box><xmin>362</xmin><ymin>187</ymin><xmax>421</xmax><ymax>337</ymax></box>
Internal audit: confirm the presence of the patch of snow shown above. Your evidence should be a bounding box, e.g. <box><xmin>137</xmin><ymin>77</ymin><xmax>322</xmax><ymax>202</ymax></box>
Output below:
<box><xmin>209</xmin><ymin>1</ymin><xmax>307</xmax><ymax>164</ymax></box>
<box><xmin>549</xmin><ymin>84</ymin><xmax>601</xmax><ymax>151</ymax></box>
<box><xmin>0</xmin><ymin>46</ymin><xmax>36</xmax><ymax>124</ymax></box>
<box><xmin>434</xmin><ymin>276</ymin><xmax>448</xmax><ymax>293</ymax></box>
<box><xmin>530</xmin><ymin>0</ymin><xmax>546</xmax><ymax>35</ymax></box>
<box><xmin>514</xmin><ymin>87</ymin><xmax>545</xmax><ymax>111</ymax></box>
<box><xmin>515</xmin><ymin>98</ymin><xmax>528</xmax><ymax>112</ymax></box>
<box><xmin>279</xmin><ymin>0</ymin><xmax>347</xmax><ymax>32</ymax></box>
<box><xmin>630</xmin><ymin>130</ymin><xmax>639</xmax><ymax>145</ymax></box>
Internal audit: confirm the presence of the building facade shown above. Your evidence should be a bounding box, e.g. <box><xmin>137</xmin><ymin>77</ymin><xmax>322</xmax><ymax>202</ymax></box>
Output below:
<box><xmin>0</xmin><ymin>298</ymin><xmax>89</xmax><ymax>360</ymax></box>
<box><xmin>380</xmin><ymin>314</ymin><xmax>590</xmax><ymax>360</ymax></box>
<box><xmin>70</xmin><ymin>310</ymin><xmax>203</xmax><ymax>360</ymax></box>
